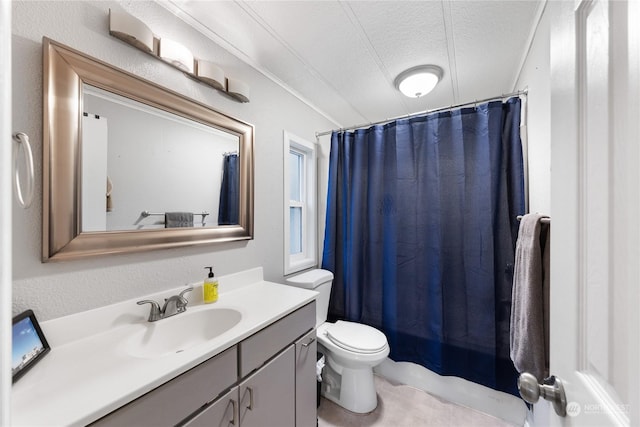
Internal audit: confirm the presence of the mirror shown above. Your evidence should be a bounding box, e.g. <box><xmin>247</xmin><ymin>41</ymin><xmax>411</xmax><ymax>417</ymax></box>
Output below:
<box><xmin>42</xmin><ymin>38</ymin><xmax>254</xmax><ymax>262</ymax></box>
<box><xmin>82</xmin><ymin>85</ymin><xmax>240</xmax><ymax>231</ymax></box>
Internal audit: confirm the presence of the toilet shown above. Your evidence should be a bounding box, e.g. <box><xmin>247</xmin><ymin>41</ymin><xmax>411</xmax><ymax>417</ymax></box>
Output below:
<box><xmin>285</xmin><ymin>269</ymin><xmax>389</xmax><ymax>413</ymax></box>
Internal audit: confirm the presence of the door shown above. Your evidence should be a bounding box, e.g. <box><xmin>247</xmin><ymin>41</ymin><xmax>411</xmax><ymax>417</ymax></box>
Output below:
<box><xmin>549</xmin><ymin>0</ymin><xmax>639</xmax><ymax>425</ymax></box>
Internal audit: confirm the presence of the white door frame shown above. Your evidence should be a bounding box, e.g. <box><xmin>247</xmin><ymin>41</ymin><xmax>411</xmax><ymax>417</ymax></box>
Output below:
<box><xmin>0</xmin><ymin>0</ymin><xmax>12</xmax><ymax>424</ymax></box>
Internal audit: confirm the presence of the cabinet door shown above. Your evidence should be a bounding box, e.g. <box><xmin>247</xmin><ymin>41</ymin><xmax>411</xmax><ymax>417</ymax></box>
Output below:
<box><xmin>295</xmin><ymin>330</ymin><xmax>317</xmax><ymax>427</ymax></box>
<box><xmin>239</xmin><ymin>345</ymin><xmax>295</xmax><ymax>427</ymax></box>
<box><xmin>182</xmin><ymin>386</ymin><xmax>238</xmax><ymax>427</ymax></box>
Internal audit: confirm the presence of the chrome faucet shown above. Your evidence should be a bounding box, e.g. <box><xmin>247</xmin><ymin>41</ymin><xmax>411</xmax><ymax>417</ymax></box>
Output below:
<box><xmin>162</xmin><ymin>287</ymin><xmax>193</xmax><ymax>318</ymax></box>
<box><xmin>137</xmin><ymin>287</ymin><xmax>193</xmax><ymax>322</ymax></box>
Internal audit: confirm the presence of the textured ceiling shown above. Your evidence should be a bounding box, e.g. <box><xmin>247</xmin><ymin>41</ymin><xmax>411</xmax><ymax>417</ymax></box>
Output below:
<box><xmin>163</xmin><ymin>0</ymin><xmax>544</xmax><ymax>129</ymax></box>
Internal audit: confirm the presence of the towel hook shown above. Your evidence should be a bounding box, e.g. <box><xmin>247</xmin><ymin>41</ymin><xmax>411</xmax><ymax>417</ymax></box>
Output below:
<box><xmin>12</xmin><ymin>132</ymin><xmax>35</xmax><ymax>209</ymax></box>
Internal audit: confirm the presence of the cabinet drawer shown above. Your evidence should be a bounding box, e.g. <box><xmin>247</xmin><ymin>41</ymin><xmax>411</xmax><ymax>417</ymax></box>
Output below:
<box><xmin>91</xmin><ymin>346</ymin><xmax>237</xmax><ymax>427</ymax></box>
<box><xmin>239</xmin><ymin>301</ymin><xmax>315</xmax><ymax>377</ymax></box>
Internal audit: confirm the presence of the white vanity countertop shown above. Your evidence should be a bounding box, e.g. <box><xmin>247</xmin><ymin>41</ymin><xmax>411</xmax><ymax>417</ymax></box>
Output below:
<box><xmin>11</xmin><ymin>268</ymin><xmax>317</xmax><ymax>426</ymax></box>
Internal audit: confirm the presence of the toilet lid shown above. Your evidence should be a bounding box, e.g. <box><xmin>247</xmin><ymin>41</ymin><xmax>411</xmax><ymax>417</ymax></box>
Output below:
<box><xmin>325</xmin><ymin>321</ymin><xmax>388</xmax><ymax>354</ymax></box>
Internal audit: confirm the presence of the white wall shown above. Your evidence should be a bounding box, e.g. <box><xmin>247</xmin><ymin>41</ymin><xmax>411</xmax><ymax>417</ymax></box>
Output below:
<box><xmin>515</xmin><ymin>4</ymin><xmax>551</xmax><ymax>215</ymax></box>
<box><xmin>11</xmin><ymin>0</ymin><xmax>335</xmax><ymax>321</ymax></box>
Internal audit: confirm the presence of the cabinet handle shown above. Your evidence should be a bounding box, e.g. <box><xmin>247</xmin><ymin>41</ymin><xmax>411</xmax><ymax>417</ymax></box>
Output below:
<box><xmin>229</xmin><ymin>399</ymin><xmax>237</xmax><ymax>425</ymax></box>
<box><xmin>302</xmin><ymin>337</ymin><xmax>316</xmax><ymax>348</ymax></box>
<box><xmin>243</xmin><ymin>386</ymin><xmax>254</xmax><ymax>410</ymax></box>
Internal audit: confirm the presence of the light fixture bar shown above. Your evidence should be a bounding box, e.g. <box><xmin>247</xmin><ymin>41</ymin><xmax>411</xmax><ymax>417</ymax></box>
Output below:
<box><xmin>108</xmin><ymin>8</ymin><xmax>250</xmax><ymax>103</ymax></box>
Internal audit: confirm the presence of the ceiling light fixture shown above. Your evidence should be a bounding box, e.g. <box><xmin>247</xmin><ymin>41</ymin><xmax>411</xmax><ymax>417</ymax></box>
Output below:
<box><xmin>394</xmin><ymin>65</ymin><xmax>443</xmax><ymax>98</ymax></box>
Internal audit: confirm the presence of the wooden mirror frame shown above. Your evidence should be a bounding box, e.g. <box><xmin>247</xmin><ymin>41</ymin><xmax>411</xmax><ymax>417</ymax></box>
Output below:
<box><xmin>42</xmin><ymin>38</ymin><xmax>254</xmax><ymax>262</ymax></box>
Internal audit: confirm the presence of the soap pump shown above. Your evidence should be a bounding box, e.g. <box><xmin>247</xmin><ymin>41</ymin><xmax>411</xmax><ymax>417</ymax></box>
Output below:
<box><xmin>203</xmin><ymin>266</ymin><xmax>218</xmax><ymax>304</ymax></box>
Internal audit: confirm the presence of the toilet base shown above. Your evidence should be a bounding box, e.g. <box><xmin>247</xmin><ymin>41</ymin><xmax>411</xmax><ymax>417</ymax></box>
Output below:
<box><xmin>320</xmin><ymin>356</ymin><xmax>378</xmax><ymax>413</ymax></box>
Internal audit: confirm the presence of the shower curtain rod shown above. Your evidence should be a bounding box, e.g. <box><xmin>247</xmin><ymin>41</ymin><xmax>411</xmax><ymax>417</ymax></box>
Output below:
<box><xmin>315</xmin><ymin>89</ymin><xmax>528</xmax><ymax>137</ymax></box>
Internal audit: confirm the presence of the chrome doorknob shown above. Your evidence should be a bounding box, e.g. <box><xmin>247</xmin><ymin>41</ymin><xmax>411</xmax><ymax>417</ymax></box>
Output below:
<box><xmin>518</xmin><ymin>372</ymin><xmax>567</xmax><ymax>417</ymax></box>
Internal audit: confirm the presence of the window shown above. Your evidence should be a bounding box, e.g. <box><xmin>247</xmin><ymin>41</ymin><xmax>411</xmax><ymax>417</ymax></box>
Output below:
<box><xmin>283</xmin><ymin>131</ymin><xmax>316</xmax><ymax>274</ymax></box>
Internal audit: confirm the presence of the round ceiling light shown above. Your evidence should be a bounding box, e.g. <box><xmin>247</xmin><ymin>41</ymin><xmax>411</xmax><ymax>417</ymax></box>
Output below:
<box><xmin>394</xmin><ymin>65</ymin><xmax>443</xmax><ymax>98</ymax></box>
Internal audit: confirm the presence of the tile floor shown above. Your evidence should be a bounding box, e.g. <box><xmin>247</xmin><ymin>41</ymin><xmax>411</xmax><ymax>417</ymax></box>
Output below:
<box><xmin>317</xmin><ymin>375</ymin><xmax>517</xmax><ymax>427</ymax></box>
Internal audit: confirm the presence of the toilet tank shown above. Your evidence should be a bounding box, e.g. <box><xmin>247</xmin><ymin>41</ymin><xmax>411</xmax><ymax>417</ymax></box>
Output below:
<box><xmin>285</xmin><ymin>269</ymin><xmax>334</xmax><ymax>327</ymax></box>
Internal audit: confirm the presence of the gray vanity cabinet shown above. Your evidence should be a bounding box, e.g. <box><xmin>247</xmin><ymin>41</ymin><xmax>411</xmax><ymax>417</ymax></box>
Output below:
<box><xmin>91</xmin><ymin>301</ymin><xmax>316</xmax><ymax>427</ymax></box>
<box><xmin>187</xmin><ymin>302</ymin><xmax>316</xmax><ymax>427</ymax></box>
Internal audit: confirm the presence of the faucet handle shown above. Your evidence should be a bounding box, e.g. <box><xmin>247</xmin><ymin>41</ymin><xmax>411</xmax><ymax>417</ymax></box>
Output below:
<box><xmin>179</xmin><ymin>286</ymin><xmax>194</xmax><ymax>298</ymax></box>
<box><xmin>175</xmin><ymin>287</ymin><xmax>194</xmax><ymax>313</ymax></box>
<box><xmin>137</xmin><ymin>300</ymin><xmax>162</xmax><ymax>322</ymax></box>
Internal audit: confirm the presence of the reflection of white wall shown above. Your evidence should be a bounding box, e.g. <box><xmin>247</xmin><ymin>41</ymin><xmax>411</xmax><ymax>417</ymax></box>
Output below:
<box><xmin>81</xmin><ymin>115</ymin><xmax>108</xmax><ymax>231</ymax></box>
<box><xmin>84</xmin><ymin>90</ymin><xmax>238</xmax><ymax>230</ymax></box>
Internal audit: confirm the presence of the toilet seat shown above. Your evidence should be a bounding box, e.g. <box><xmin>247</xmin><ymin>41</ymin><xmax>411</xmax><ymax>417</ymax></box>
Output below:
<box><xmin>325</xmin><ymin>321</ymin><xmax>388</xmax><ymax>354</ymax></box>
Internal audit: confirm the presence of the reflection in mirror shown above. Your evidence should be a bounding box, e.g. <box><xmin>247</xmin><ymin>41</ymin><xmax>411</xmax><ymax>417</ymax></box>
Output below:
<box><xmin>43</xmin><ymin>38</ymin><xmax>253</xmax><ymax>262</ymax></box>
<box><xmin>82</xmin><ymin>85</ymin><xmax>240</xmax><ymax>231</ymax></box>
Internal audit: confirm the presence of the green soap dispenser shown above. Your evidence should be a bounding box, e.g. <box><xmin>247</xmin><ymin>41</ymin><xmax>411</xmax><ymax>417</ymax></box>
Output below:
<box><xmin>203</xmin><ymin>266</ymin><xmax>218</xmax><ymax>303</ymax></box>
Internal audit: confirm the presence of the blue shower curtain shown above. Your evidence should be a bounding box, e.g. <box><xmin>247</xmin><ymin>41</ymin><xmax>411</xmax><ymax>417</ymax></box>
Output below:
<box><xmin>218</xmin><ymin>153</ymin><xmax>239</xmax><ymax>225</ymax></box>
<box><xmin>321</xmin><ymin>98</ymin><xmax>525</xmax><ymax>395</ymax></box>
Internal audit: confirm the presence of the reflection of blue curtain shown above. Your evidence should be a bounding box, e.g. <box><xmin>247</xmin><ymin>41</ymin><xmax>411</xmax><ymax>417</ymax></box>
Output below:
<box><xmin>321</xmin><ymin>98</ymin><xmax>525</xmax><ymax>395</ymax></box>
<box><xmin>218</xmin><ymin>154</ymin><xmax>239</xmax><ymax>225</ymax></box>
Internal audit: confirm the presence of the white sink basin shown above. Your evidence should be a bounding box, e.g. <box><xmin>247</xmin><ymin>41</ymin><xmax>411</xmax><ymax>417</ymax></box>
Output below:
<box><xmin>123</xmin><ymin>308</ymin><xmax>242</xmax><ymax>358</ymax></box>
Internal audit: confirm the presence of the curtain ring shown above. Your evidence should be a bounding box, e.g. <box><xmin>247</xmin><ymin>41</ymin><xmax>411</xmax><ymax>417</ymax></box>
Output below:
<box><xmin>12</xmin><ymin>132</ymin><xmax>35</xmax><ymax>209</ymax></box>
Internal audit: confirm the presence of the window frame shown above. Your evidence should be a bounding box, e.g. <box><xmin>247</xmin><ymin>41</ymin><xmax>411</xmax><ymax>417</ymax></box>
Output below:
<box><xmin>283</xmin><ymin>131</ymin><xmax>317</xmax><ymax>275</ymax></box>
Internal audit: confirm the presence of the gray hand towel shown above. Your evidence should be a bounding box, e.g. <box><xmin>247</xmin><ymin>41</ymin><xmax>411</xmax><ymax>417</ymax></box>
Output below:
<box><xmin>165</xmin><ymin>212</ymin><xmax>194</xmax><ymax>228</ymax></box>
<box><xmin>510</xmin><ymin>213</ymin><xmax>550</xmax><ymax>383</ymax></box>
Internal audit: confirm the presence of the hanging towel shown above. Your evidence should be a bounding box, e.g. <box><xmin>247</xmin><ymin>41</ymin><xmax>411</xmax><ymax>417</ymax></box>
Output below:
<box><xmin>164</xmin><ymin>212</ymin><xmax>193</xmax><ymax>228</ymax></box>
<box><xmin>510</xmin><ymin>213</ymin><xmax>550</xmax><ymax>383</ymax></box>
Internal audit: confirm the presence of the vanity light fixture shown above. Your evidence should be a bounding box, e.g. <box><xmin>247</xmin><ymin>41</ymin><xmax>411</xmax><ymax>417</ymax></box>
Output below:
<box><xmin>227</xmin><ymin>78</ymin><xmax>250</xmax><ymax>103</ymax></box>
<box><xmin>108</xmin><ymin>9</ymin><xmax>250</xmax><ymax>102</ymax></box>
<box><xmin>394</xmin><ymin>65</ymin><xmax>443</xmax><ymax>98</ymax></box>
<box><xmin>159</xmin><ymin>38</ymin><xmax>194</xmax><ymax>74</ymax></box>
<box><xmin>195</xmin><ymin>60</ymin><xmax>226</xmax><ymax>91</ymax></box>
<box><xmin>109</xmin><ymin>9</ymin><xmax>154</xmax><ymax>54</ymax></box>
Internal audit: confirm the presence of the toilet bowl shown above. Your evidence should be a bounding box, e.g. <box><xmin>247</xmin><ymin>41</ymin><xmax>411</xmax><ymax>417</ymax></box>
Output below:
<box><xmin>285</xmin><ymin>269</ymin><xmax>390</xmax><ymax>413</ymax></box>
